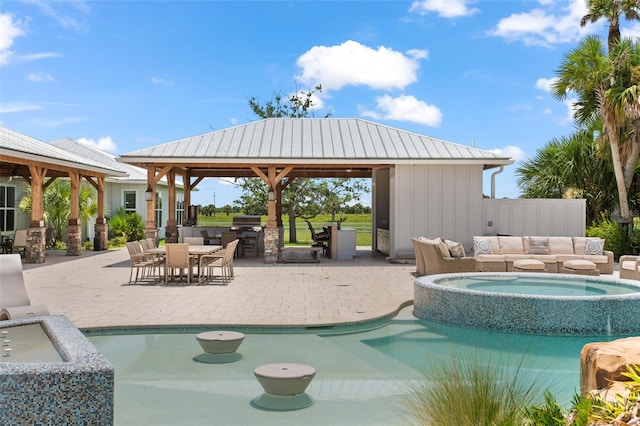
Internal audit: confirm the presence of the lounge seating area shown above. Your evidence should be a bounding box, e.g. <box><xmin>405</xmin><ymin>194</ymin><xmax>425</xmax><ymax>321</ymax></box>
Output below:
<box><xmin>0</xmin><ymin>254</ymin><xmax>50</xmax><ymax>320</ymax></box>
<box><xmin>472</xmin><ymin>236</ymin><xmax>613</xmax><ymax>274</ymax></box>
<box><xmin>411</xmin><ymin>235</ymin><xmax>621</xmax><ymax>276</ymax></box>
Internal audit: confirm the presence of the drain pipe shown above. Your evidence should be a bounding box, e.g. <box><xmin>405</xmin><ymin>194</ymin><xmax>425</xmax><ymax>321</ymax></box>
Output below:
<box><xmin>490</xmin><ymin>166</ymin><xmax>504</xmax><ymax>199</ymax></box>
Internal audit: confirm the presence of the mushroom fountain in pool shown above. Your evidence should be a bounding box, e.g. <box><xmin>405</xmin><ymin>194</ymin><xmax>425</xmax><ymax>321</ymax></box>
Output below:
<box><xmin>413</xmin><ymin>273</ymin><xmax>640</xmax><ymax>335</ymax></box>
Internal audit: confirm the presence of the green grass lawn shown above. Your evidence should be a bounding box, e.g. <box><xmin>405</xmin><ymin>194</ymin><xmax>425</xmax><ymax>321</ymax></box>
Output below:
<box><xmin>197</xmin><ymin>213</ymin><xmax>373</xmax><ymax>246</ymax></box>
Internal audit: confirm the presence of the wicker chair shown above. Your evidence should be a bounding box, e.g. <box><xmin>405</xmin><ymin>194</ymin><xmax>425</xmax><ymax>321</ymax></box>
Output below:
<box><xmin>619</xmin><ymin>255</ymin><xmax>640</xmax><ymax>281</ymax></box>
<box><xmin>412</xmin><ymin>237</ymin><xmax>476</xmax><ymax>276</ymax></box>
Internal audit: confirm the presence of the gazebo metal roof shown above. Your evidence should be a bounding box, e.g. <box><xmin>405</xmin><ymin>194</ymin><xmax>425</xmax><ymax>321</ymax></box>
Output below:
<box><xmin>117</xmin><ymin>118</ymin><xmax>513</xmax><ymax>178</ymax></box>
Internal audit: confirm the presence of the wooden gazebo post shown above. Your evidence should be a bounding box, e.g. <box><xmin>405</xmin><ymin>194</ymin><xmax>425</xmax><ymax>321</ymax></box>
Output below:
<box><xmin>66</xmin><ymin>172</ymin><xmax>82</xmax><ymax>256</ymax></box>
<box><xmin>144</xmin><ymin>166</ymin><xmax>159</xmax><ymax>243</ymax></box>
<box><xmin>25</xmin><ymin>165</ymin><xmax>47</xmax><ymax>263</ymax></box>
<box><xmin>251</xmin><ymin>165</ymin><xmax>292</xmax><ymax>263</ymax></box>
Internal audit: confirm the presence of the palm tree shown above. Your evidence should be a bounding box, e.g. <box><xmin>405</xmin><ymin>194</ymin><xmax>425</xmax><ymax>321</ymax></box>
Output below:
<box><xmin>18</xmin><ymin>179</ymin><xmax>98</xmax><ymax>244</ymax></box>
<box><xmin>552</xmin><ymin>35</ymin><xmax>638</xmax><ymax>225</ymax></box>
<box><xmin>581</xmin><ymin>0</ymin><xmax>640</xmax><ymax>52</ymax></box>
<box><xmin>516</xmin><ymin>122</ymin><xmax>617</xmax><ymax>224</ymax></box>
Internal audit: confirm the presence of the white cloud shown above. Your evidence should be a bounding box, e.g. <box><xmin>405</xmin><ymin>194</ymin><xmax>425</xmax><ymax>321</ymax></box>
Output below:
<box><xmin>151</xmin><ymin>77</ymin><xmax>174</xmax><ymax>86</ymax></box>
<box><xmin>78</xmin><ymin>136</ymin><xmax>118</xmax><ymax>154</ymax></box>
<box><xmin>409</xmin><ymin>0</ymin><xmax>478</xmax><ymax>18</ymax></box>
<box><xmin>361</xmin><ymin>94</ymin><xmax>442</xmax><ymax>127</ymax></box>
<box><xmin>0</xmin><ymin>101</ymin><xmax>42</xmax><ymax>113</ymax></box>
<box><xmin>28</xmin><ymin>71</ymin><xmax>55</xmax><ymax>82</ymax></box>
<box><xmin>26</xmin><ymin>0</ymin><xmax>90</xmax><ymax>31</ymax></box>
<box><xmin>0</xmin><ymin>13</ymin><xmax>26</xmax><ymax>66</ymax></box>
<box><xmin>488</xmin><ymin>0</ymin><xmax>591</xmax><ymax>47</ymax></box>
<box><xmin>296</xmin><ymin>40</ymin><xmax>426</xmax><ymax>91</ymax></box>
<box><xmin>535</xmin><ymin>77</ymin><xmax>557</xmax><ymax>92</ymax></box>
<box><xmin>489</xmin><ymin>145</ymin><xmax>527</xmax><ymax>161</ymax></box>
<box><xmin>621</xmin><ymin>22</ymin><xmax>640</xmax><ymax>39</ymax></box>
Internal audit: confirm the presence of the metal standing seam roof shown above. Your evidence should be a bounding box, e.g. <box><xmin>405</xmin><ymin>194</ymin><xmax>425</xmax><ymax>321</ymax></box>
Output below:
<box><xmin>117</xmin><ymin>118</ymin><xmax>514</xmax><ymax>166</ymax></box>
<box><xmin>0</xmin><ymin>127</ymin><xmax>127</xmax><ymax>176</ymax></box>
<box><xmin>48</xmin><ymin>138</ymin><xmax>177</xmax><ymax>185</ymax></box>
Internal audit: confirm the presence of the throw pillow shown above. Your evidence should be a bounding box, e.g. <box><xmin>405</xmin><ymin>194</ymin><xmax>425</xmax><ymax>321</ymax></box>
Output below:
<box><xmin>473</xmin><ymin>237</ymin><xmax>493</xmax><ymax>255</ymax></box>
<box><xmin>445</xmin><ymin>239</ymin><xmax>466</xmax><ymax>258</ymax></box>
<box><xmin>437</xmin><ymin>241</ymin><xmax>451</xmax><ymax>258</ymax></box>
<box><xmin>584</xmin><ymin>238</ymin><xmax>605</xmax><ymax>255</ymax></box>
<box><xmin>528</xmin><ymin>237</ymin><xmax>549</xmax><ymax>255</ymax></box>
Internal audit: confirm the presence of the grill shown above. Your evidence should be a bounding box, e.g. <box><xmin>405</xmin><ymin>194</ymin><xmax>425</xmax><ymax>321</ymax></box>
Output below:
<box><xmin>231</xmin><ymin>216</ymin><xmax>263</xmax><ymax>257</ymax></box>
<box><xmin>231</xmin><ymin>215</ymin><xmax>262</xmax><ymax>233</ymax></box>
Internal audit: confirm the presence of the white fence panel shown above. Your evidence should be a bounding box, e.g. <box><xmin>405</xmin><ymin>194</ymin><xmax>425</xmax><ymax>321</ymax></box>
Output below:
<box><xmin>482</xmin><ymin>199</ymin><xmax>586</xmax><ymax>237</ymax></box>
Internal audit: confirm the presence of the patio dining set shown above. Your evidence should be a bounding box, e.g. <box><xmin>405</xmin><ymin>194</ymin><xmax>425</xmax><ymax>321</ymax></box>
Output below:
<box><xmin>125</xmin><ymin>237</ymin><xmax>238</xmax><ymax>286</ymax></box>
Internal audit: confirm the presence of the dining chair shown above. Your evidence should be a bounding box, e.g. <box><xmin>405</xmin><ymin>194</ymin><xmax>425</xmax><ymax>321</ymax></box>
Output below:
<box><xmin>165</xmin><ymin>243</ymin><xmax>192</xmax><ymax>285</ymax></box>
<box><xmin>184</xmin><ymin>237</ymin><xmax>204</xmax><ymax>245</ymax></box>
<box><xmin>126</xmin><ymin>241</ymin><xmax>155</xmax><ymax>284</ymax></box>
<box><xmin>199</xmin><ymin>239</ymin><xmax>239</xmax><ymax>284</ymax></box>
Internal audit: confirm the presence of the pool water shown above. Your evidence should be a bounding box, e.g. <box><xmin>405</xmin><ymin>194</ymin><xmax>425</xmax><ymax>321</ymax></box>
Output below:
<box><xmin>438</xmin><ymin>276</ymin><xmax>640</xmax><ymax>296</ymax></box>
<box><xmin>88</xmin><ymin>307</ymin><xmax>630</xmax><ymax>426</ymax></box>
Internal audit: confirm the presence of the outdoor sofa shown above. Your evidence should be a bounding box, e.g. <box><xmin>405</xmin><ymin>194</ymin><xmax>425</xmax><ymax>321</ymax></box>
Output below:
<box><xmin>472</xmin><ymin>236</ymin><xmax>613</xmax><ymax>274</ymax></box>
<box><xmin>411</xmin><ymin>237</ymin><xmax>476</xmax><ymax>276</ymax></box>
<box><xmin>619</xmin><ymin>255</ymin><xmax>640</xmax><ymax>281</ymax></box>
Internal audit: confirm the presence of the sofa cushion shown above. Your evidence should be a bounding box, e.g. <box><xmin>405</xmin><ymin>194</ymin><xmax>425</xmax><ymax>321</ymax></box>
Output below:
<box><xmin>444</xmin><ymin>239</ymin><xmax>465</xmax><ymax>258</ymax></box>
<box><xmin>572</xmin><ymin>237</ymin><xmax>587</xmax><ymax>255</ymax></box>
<box><xmin>474</xmin><ymin>254</ymin><xmax>505</xmax><ymax>262</ymax></box>
<box><xmin>499</xmin><ymin>236</ymin><xmax>524</xmax><ymax>254</ymax></box>
<box><xmin>528</xmin><ymin>236</ymin><xmax>549</xmax><ymax>255</ymax></box>
<box><xmin>621</xmin><ymin>260</ymin><xmax>640</xmax><ymax>272</ymax></box>
<box><xmin>556</xmin><ymin>254</ymin><xmax>609</xmax><ymax>264</ymax></box>
<box><xmin>585</xmin><ymin>238</ymin><xmax>605</xmax><ymax>255</ymax></box>
<box><xmin>473</xmin><ymin>237</ymin><xmax>495</xmax><ymax>255</ymax></box>
<box><xmin>548</xmin><ymin>237</ymin><xmax>575</xmax><ymax>254</ymax></box>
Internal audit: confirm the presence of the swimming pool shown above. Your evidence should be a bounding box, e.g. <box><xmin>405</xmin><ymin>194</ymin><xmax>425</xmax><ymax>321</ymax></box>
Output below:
<box><xmin>414</xmin><ymin>273</ymin><xmax>640</xmax><ymax>335</ymax></box>
<box><xmin>87</xmin><ymin>306</ymin><xmax>631</xmax><ymax>425</ymax></box>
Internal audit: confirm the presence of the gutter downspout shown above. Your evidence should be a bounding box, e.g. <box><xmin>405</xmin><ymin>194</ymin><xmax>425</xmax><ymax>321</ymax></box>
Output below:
<box><xmin>490</xmin><ymin>166</ymin><xmax>504</xmax><ymax>199</ymax></box>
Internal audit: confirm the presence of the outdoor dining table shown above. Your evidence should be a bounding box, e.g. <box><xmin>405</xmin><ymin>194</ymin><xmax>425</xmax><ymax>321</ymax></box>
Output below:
<box><xmin>147</xmin><ymin>245</ymin><xmax>222</xmax><ymax>283</ymax></box>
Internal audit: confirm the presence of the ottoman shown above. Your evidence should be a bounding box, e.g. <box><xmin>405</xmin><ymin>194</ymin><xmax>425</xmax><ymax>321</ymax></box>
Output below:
<box><xmin>561</xmin><ymin>259</ymin><xmax>600</xmax><ymax>276</ymax></box>
<box><xmin>512</xmin><ymin>259</ymin><xmax>546</xmax><ymax>273</ymax></box>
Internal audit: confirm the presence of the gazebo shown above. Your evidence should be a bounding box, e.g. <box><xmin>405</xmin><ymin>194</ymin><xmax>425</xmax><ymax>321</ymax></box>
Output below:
<box><xmin>118</xmin><ymin>118</ymin><xmax>513</xmax><ymax>261</ymax></box>
<box><xmin>0</xmin><ymin>127</ymin><xmax>127</xmax><ymax>263</ymax></box>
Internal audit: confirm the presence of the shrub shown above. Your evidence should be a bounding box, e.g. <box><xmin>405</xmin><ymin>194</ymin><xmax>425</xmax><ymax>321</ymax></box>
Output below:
<box><xmin>82</xmin><ymin>240</ymin><xmax>93</xmax><ymax>251</ymax></box>
<box><xmin>108</xmin><ymin>207</ymin><xmax>144</xmax><ymax>242</ymax></box>
<box><xmin>587</xmin><ymin>215</ymin><xmax>640</xmax><ymax>259</ymax></box>
<box><xmin>108</xmin><ymin>236</ymin><xmax>127</xmax><ymax>248</ymax></box>
<box><xmin>401</xmin><ymin>351</ymin><xmax>548</xmax><ymax>426</ymax></box>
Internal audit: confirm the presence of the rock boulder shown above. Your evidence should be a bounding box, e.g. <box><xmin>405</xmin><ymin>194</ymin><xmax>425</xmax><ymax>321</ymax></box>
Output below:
<box><xmin>580</xmin><ymin>336</ymin><xmax>640</xmax><ymax>395</ymax></box>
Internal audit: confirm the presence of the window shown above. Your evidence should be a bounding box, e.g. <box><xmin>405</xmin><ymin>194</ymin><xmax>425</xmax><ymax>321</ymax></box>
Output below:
<box><xmin>0</xmin><ymin>185</ymin><xmax>16</xmax><ymax>232</ymax></box>
<box><xmin>124</xmin><ymin>191</ymin><xmax>136</xmax><ymax>214</ymax></box>
<box><xmin>155</xmin><ymin>192</ymin><xmax>163</xmax><ymax>227</ymax></box>
<box><xmin>176</xmin><ymin>195</ymin><xmax>184</xmax><ymax>226</ymax></box>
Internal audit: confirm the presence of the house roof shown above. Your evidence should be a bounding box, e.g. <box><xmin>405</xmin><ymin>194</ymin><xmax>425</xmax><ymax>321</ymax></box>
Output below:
<box><xmin>117</xmin><ymin>118</ymin><xmax>513</xmax><ymax>177</ymax></box>
<box><xmin>0</xmin><ymin>127</ymin><xmax>127</xmax><ymax>178</ymax></box>
<box><xmin>48</xmin><ymin>138</ymin><xmax>178</xmax><ymax>186</ymax></box>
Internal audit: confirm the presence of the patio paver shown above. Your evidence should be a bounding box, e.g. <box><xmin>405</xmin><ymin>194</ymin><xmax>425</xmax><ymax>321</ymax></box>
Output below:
<box><xmin>20</xmin><ymin>248</ymin><xmax>415</xmax><ymax>330</ymax></box>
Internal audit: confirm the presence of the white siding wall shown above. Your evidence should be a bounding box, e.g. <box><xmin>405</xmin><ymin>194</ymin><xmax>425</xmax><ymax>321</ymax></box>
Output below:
<box><xmin>482</xmin><ymin>198</ymin><xmax>586</xmax><ymax>237</ymax></box>
<box><xmin>390</xmin><ymin>164</ymin><xmax>485</xmax><ymax>257</ymax></box>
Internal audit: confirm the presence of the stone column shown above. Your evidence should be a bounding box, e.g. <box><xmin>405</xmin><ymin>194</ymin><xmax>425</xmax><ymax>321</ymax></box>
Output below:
<box><xmin>94</xmin><ymin>219</ymin><xmax>108</xmax><ymax>251</ymax></box>
<box><xmin>143</xmin><ymin>228</ymin><xmax>159</xmax><ymax>244</ymax></box>
<box><xmin>165</xmin><ymin>225</ymin><xmax>179</xmax><ymax>243</ymax></box>
<box><xmin>263</xmin><ymin>227</ymin><xmax>280</xmax><ymax>263</ymax></box>
<box><xmin>66</xmin><ymin>221</ymin><xmax>82</xmax><ymax>256</ymax></box>
<box><xmin>25</xmin><ymin>227</ymin><xmax>46</xmax><ymax>264</ymax></box>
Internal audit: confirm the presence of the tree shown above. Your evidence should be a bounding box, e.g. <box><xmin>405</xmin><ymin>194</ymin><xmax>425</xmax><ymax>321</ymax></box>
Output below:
<box><xmin>581</xmin><ymin>0</ymin><xmax>640</xmax><ymax>52</ymax></box>
<box><xmin>553</xmin><ymin>35</ymin><xmax>639</xmax><ymax>226</ymax></box>
<box><xmin>316</xmin><ymin>178</ymin><xmax>369</xmax><ymax>222</ymax></box>
<box><xmin>18</xmin><ymin>179</ymin><xmax>98</xmax><ymax>245</ymax></box>
<box><xmin>238</xmin><ymin>84</ymin><xmax>369</xmax><ymax>243</ymax></box>
<box><xmin>516</xmin><ymin>122</ymin><xmax>618</xmax><ymax>224</ymax></box>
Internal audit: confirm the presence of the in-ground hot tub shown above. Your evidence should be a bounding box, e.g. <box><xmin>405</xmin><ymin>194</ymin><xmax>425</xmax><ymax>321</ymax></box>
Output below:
<box><xmin>0</xmin><ymin>315</ymin><xmax>114</xmax><ymax>425</ymax></box>
<box><xmin>414</xmin><ymin>273</ymin><xmax>640</xmax><ymax>335</ymax></box>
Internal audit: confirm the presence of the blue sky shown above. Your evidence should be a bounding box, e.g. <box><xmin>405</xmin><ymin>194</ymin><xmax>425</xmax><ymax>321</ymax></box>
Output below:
<box><xmin>0</xmin><ymin>0</ymin><xmax>633</xmax><ymax>207</ymax></box>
